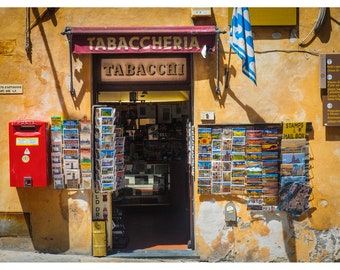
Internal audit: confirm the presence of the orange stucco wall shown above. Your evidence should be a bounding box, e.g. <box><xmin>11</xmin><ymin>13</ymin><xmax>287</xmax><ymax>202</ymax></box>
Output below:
<box><xmin>0</xmin><ymin>7</ymin><xmax>339</xmax><ymax>261</ymax></box>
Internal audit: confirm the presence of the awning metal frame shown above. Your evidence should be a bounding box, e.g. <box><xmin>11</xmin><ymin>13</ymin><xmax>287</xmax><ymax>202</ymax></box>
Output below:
<box><xmin>61</xmin><ymin>26</ymin><xmax>226</xmax><ymax>97</ymax></box>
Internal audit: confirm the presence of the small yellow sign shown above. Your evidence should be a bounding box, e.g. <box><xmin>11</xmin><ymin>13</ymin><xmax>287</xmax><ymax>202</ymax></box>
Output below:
<box><xmin>282</xmin><ymin>122</ymin><xmax>306</xmax><ymax>139</ymax></box>
<box><xmin>16</xmin><ymin>137</ymin><xmax>39</xmax><ymax>146</ymax></box>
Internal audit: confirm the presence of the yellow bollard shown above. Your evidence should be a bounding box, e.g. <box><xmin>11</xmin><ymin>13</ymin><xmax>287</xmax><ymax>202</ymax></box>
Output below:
<box><xmin>92</xmin><ymin>221</ymin><xmax>107</xmax><ymax>257</ymax></box>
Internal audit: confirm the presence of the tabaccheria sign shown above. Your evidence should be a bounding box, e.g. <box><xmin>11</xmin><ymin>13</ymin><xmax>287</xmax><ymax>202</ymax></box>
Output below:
<box><xmin>67</xmin><ymin>26</ymin><xmax>217</xmax><ymax>54</ymax></box>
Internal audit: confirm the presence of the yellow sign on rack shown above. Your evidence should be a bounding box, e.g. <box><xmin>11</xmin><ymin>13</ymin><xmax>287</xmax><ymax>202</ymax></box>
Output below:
<box><xmin>282</xmin><ymin>122</ymin><xmax>306</xmax><ymax>139</ymax></box>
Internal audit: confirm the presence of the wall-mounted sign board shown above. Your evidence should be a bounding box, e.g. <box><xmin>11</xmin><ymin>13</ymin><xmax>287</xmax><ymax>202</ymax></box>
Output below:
<box><xmin>320</xmin><ymin>54</ymin><xmax>340</xmax><ymax>126</ymax></box>
<box><xmin>0</xmin><ymin>84</ymin><xmax>23</xmax><ymax>94</ymax></box>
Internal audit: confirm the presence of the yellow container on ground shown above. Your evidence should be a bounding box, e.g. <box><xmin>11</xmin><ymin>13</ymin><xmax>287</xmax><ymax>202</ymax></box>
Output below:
<box><xmin>92</xmin><ymin>221</ymin><xmax>107</xmax><ymax>257</ymax></box>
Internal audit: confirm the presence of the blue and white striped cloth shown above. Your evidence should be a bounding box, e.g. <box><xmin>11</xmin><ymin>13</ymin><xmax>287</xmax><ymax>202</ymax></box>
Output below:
<box><xmin>229</xmin><ymin>7</ymin><xmax>257</xmax><ymax>85</ymax></box>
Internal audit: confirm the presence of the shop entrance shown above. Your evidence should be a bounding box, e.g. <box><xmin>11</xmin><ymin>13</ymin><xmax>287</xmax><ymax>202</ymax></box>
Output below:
<box><xmin>92</xmin><ymin>53</ymin><xmax>193</xmax><ymax>252</ymax></box>
<box><xmin>94</xmin><ymin>100</ymin><xmax>191</xmax><ymax>251</ymax></box>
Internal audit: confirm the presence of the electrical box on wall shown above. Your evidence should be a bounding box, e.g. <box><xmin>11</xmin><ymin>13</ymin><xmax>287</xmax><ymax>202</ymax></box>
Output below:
<box><xmin>191</xmin><ymin>8</ymin><xmax>212</xmax><ymax>18</ymax></box>
<box><xmin>200</xmin><ymin>111</ymin><xmax>215</xmax><ymax>121</ymax></box>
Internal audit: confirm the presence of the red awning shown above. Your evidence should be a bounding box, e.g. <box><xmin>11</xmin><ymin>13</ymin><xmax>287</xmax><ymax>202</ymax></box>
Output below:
<box><xmin>65</xmin><ymin>26</ymin><xmax>217</xmax><ymax>54</ymax></box>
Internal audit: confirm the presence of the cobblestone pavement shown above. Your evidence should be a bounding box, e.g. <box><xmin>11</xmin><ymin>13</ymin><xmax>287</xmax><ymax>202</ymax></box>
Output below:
<box><xmin>0</xmin><ymin>249</ymin><xmax>201</xmax><ymax>263</ymax></box>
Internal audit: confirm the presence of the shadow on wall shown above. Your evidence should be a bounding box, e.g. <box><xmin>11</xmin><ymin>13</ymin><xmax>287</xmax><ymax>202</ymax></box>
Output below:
<box><xmin>30</xmin><ymin>8</ymin><xmax>71</xmax><ymax>119</ymax></box>
<box><xmin>17</xmin><ymin>188</ymin><xmax>70</xmax><ymax>253</ymax></box>
<box><xmin>210</xmin><ymin>64</ymin><xmax>266</xmax><ymax>124</ymax></box>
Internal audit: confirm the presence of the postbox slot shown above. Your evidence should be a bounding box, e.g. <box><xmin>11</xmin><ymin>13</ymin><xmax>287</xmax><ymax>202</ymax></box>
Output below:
<box><xmin>13</xmin><ymin>125</ymin><xmax>41</xmax><ymax>132</ymax></box>
<box><xmin>19</xmin><ymin>126</ymin><xmax>37</xmax><ymax>131</ymax></box>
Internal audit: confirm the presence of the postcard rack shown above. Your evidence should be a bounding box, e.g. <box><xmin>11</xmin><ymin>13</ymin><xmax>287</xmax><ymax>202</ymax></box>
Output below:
<box><xmin>197</xmin><ymin>123</ymin><xmax>312</xmax><ymax>216</ymax></box>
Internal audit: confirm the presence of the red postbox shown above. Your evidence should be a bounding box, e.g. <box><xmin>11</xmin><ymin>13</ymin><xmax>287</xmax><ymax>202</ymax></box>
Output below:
<box><xmin>9</xmin><ymin>120</ymin><xmax>50</xmax><ymax>187</ymax></box>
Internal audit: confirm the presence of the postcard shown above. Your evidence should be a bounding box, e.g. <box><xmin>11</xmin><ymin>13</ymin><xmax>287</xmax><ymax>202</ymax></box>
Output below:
<box><xmin>282</xmin><ymin>153</ymin><xmax>305</xmax><ymax>164</ymax></box>
<box><xmin>198</xmin><ymin>186</ymin><xmax>211</xmax><ymax>195</ymax></box>
<box><xmin>63</xmin><ymin>119</ymin><xmax>79</xmax><ymax>128</ymax></box>
<box><xmin>51</xmin><ymin>141</ymin><xmax>62</xmax><ymax>152</ymax></box>
<box><xmin>231</xmin><ymin>186</ymin><xmax>245</xmax><ymax>195</ymax></box>
<box><xmin>198</xmin><ymin>161</ymin><xmax>212</xmax><ymax>170</ymax></box>
<box><xmin>222</xmin><ymin>139</ymin><xmax>232</xmax><ymax>150</ymax></box>
<box><xmin>263</xmin><ymin>129</ymin><xmax>278</xmax><ymax>137</ymax></box>
<box><xmin>96</xmin><ymin>116</ymin><xmax>114</xmax><ymax>126</ymax></box>
<box><xmin>80</xmin><ymin>149</ymin><xmax>91</xmax><ymax>162</ymax></box>
<box><xmin>232</xmin><ymin>161</ymin><xmax>246</xmax><ymax>169</ymax></box>
<box><xmin>63</xmin><ymin>128</ymin><xmax>79</xmax><ymax>140</ymax></box>
<box><xmin>96</xmin><ymin>107</ymin><xmax>114</xmax><ymax>117</ymax></box>
<box><xmin>212</xmin><ymin>139</ymin><xmax>221</xmax><ymax>151</ymax></box>
<box><xmin>63</xmin><ymin>149</ymin><xmax>79</xmax><ymax>160</ymax></box>
<box><xmin>231</xmin><ymin>152</ymin><xmax>245</xmax><ymax>161</ymax></box>
<box><xmin>212</xmin><ymin>171</ymin><xmax>222</xmax><ymax>182</ymax></box>
<box><xmin>79</xmin><ymin>119</ymin><xmax>91</xmax><ymax>133</ymax></box>
<box><xmin>51</xmin><ymin>131</ymin><xmax>62</xmax><ymax>143</ymax></box>
<box><xmin>232</xmin><ymin>127</ymin><xmax>246</xmax><ymax>136</ymax></box>
<box><xmin>246</xmin><ymin>189</ymin><xmax>263</xmax><ymax>197</ymax></box>
<box><xmin>51</xmin><ymin>152</ymin><xmax>62</xmax><ymax>164</ymax></box>
<box><xmin>64</xmin><ymin>159</ymin><xmax>79</xmax><ymax>170</ymax></box>
<box><xmin>221</xmin><ymin>128</ymin><xmax>233</xmax><ymax>139</ymax></box>
<box><xmin>245</xmin><ymin>152</ymin><xmax>262</xmax><ymax>162</ymax></box>
<box><xmin>246</xmin><ymin>137</ymin><xmax>263</xmax><ymax>145</ymax></box>
<box><xmin>262</xmin><ymin>152</ymin><xmax>279</xmax><ymax>160</ymax></box>
<box><xmin>222</xmin><ymin>171</ymin><xmax>232</xmax><ymax>182</ymax></box>
<box><xmin>199</xmin><ymin>169</ymin><xmax>212</xmax><ymax>178</ymax></box>
<box><xmin>221</xmin><ymin>150</ymin><xmax>232</xmax><ymax>161</ymax></box>
<box><xmin>53</xmin><ymin>174</ymin><xmax>64</xmax><ymax>190</ymax></box>
<box><xmin>246</xmin><ymin>130</ymin><xmax>263</xmax><ymax>138</ymax></box>
<box><xmin>212</xmin><ymin>161</ymin><xmax>222</xmax><ymax>171</ymax></box>
<box><xmin>232</xmin><ymin>136</ymin><xmax>246</xmax><ymax>145</ymax></box>
<box><xmin>80</xmin><ymin>133</ymin><xmax>91</xmax><ymax>149</ymax></box>
<box><xmin>198</xmin><ymin>144</ymin><xmax>212</xmax><ymax>154</ymax></box>
<box><xmin>211</xmin><ymin>182</ymin><xmax>221</xmax><ymax>193</ymax></box>
<box><xmin>246</xmin><ymin>144</ymin><xmax>262</xmax><ymax>152</ymax></box>
<box><xmin>212</xmin><ymin>151</ymin><xmax>222</xmax><ymax>160</ymax></box>
<box><xmin>232</xmin><ymin>145</ymin><xmax>246</xmax><ymax>152</ymax></box>
<box><xmin>198</xmin><ymin>153</ymin><xmax>211</xmax><ymax>161</ymax></box>
<box><xmin>97</xmin><ymin>149</ymin><xmax>115</xmax><ymax>159</ymax></box>
<box><xmin>221</xmin><ymin>182</ymin><xmax>231</xmax><ymax>194</ymax></box>
<box><xmin>211</xmin><ymin>128</ymin><xmax>222</xmax><ymax>140</ymax></box>
<box><xmin>63</xmin><ymin>139</ymin><xmax>79</xmax><ymax>149</ymax></box>
<box><xmin>52</xmin><ymin>164</ymin><xmax>62</xmax><ymax>175</ymax></box>
<box><xmin>222</xmin><ymin>161</ymin><xmax>232</xmax><ymax>171</ymax></box>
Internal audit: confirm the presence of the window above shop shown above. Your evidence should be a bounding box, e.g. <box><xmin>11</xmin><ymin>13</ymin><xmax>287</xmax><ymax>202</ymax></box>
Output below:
<box><xmin>228</xmin><ymin>8</ymin><xmax>297</xmax><ymax>26</ymax></box>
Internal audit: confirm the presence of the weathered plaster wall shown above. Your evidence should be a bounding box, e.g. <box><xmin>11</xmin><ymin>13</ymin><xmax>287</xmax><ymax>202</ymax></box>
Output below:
<box><xmin>194</xmin><ymin>8</ymin><xmax>340</xmax><ymax>262</ymax></box>
<box><xmin>0</xmin><ymin>7</ymin><xmax>339</xmax><ymax>260</ymax></box>
<box><xmin>0</xmin><ymin>7</ymin><xmax>196</xmax><ymax>255</ymax></box>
